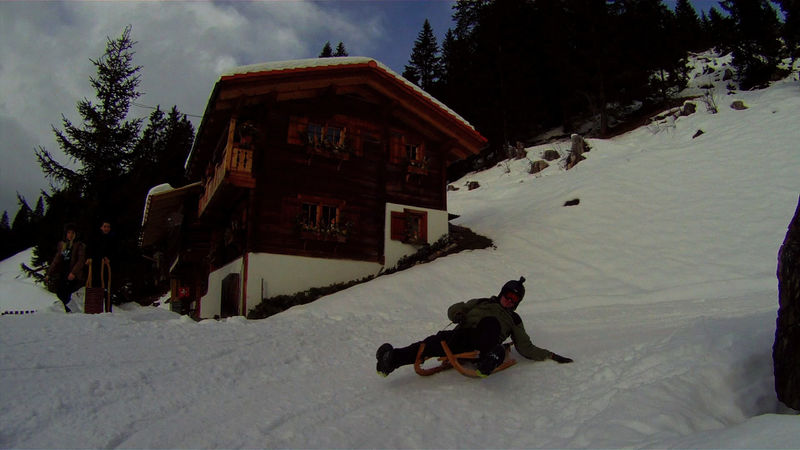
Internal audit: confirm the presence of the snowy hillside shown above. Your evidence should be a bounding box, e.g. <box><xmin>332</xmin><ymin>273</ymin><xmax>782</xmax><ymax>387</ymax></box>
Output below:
<box><xmin>1</xmin><ymin>52</ymin><xmax>799</xmax><ymax>448</ymax></box>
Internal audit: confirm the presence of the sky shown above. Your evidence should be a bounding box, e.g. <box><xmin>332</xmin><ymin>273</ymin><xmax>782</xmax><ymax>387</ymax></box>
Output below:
<box><xmin>1</xmin><ymin>49</ymin><xmax>799</xmax><ymax>447</ymax></box>
<box><xmin>0</xmin><ymin>0</ymin><xmax>717</xmax><ymax>220</ymax></box>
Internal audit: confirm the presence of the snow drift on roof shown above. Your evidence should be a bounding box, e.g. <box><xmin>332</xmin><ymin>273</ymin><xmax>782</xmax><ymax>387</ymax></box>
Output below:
<box><xmin>219</xmin><ymin>57</ymin><xmax>479</xmax><ymax>134</ymax></box>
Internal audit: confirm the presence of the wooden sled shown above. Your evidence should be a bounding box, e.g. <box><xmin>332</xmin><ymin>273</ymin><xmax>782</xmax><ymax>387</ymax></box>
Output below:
<box><xmin>414</xmin><ymin>341</ymin><xmax>516</xmax><ymax>378</ymax></box>
<box><xmin>84</xmin><ymin>259</ymin><xmax>111</xmax><ymax>314</ymax></box>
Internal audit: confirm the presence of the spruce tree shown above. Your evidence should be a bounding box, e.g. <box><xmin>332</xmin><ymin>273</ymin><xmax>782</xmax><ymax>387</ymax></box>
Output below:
<box><xmin>35</xmin><ymin>25</ymin><xmax>142</xmax><ymax>213</ymax></box>
<box><xmin>721</xmin><ymin>0</ymin><xmax>783</xmax><ymax>89</ymax></box>
<box><xmin>10</xmin><ymin>195</ymin><xmax>34</xmax><ymax>255</ymax></box>
<box><xmin>0</xmin><ymin>212</ymin><xmax>9</xmax><ymax>232</ymax></box>
<box><xmin>28</xmin><ymin>25</ymin><xmax>196</xmax><ymax>300</ymax></box>
<box><xmin>674</xmin><ymin>0</ymin><xmax>704</xmax><ymax>52</ymax></box>
<box><xmin>707</xmin><ymin>7</ymin><xmax>736</xmax><ymax>53</ymax></box>
<box><xmin>334</xmin><ymin>42</ymin><xmax>349</xmax><ymax>57</ymax></box>
<box><xmin>131</xmin><ymin>106</ymin><xmax>194</xmax><ymax>190</ymax></box>
<box><xmin>720</xmin><ymin>0</ymin><xmax>781</xmax><ymax>89</ymax></box>
<box><xmin>403</xmin><ymin>19</ymin><xmax>442</xmax><ymax>92</ymax></box>
<box><xmin>319</xmin><ymin>41</ymin><xmax>334</xmax><ymax>57</ymax></box>
<box><xmin>0</xmin><ymin>211</ymin><xmax>11</xmax><ymax>260</ymax></box>
<box><xmin>33</xmin><ymin>196</ymin><xmax>45</xmax><ymax>220</ymax></box>
<box><xmin>773</xmin><ymin>0</ymin><xmax>800</xmax><ymax>65</ymax></box>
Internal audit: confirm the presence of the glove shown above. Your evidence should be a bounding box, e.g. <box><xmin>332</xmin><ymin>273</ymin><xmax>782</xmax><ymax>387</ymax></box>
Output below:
<box><xmin>551</xmin><ymin>353</ymin><xmax>574</xmax><ymax>364</ymax></box>
<box><xmin>452</xmin><ymin>311</ymin><xmax>466</xmax><ymax>324</ymax></box>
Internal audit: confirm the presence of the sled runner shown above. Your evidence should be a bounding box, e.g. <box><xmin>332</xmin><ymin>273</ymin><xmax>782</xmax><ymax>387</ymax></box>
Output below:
<box><xmin>414</xmin><ymin>341</ymin><xmax>516</xmax><ymax>378</ymax></box>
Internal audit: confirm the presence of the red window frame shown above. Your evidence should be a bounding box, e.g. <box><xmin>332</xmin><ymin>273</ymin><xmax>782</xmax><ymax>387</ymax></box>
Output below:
<box><xmin>390</xmin><ymin>209</ymin><xmax>428</xmax><ymax>244</ymax></box>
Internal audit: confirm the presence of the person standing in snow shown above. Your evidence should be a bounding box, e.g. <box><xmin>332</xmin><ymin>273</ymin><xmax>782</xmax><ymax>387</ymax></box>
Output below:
<box><xmin>45</xmin><ymin>223</ymin><xmax>86</xmax><ymax>313</ymax></box>
<box><xmin>87</xmin><ymin>220</ymin><xmax>117</xmax><ymax>311</ymax></box>
<box><xmin>376</xmin><ymin>277</ymin><xmax>573</xmax><ymax>378</ymax></box>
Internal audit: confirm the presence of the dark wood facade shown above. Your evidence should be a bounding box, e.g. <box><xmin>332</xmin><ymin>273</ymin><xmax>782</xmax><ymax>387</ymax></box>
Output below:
<box><xmin>143</xmin><ymin>58</ymin><xmax>486</xmax><ymax>318</ymax></box>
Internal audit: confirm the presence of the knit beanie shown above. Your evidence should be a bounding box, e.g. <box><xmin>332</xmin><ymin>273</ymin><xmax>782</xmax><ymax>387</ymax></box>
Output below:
<box><xmin>500</xmin><ymin>277</ymin><xmax>526</xmax><ymax>301</ymax></box>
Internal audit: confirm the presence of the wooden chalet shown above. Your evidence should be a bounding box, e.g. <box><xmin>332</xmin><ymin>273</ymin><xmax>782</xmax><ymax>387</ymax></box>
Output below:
<box><xmin>141</xmin><ymin>57</ymin><xmax>487</xmax><ymax>319</ymax></box>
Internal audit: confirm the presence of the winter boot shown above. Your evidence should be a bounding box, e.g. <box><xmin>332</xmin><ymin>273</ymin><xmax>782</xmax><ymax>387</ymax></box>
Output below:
<box><xmin>475</xmin><ymin>344</ymin><xmax>505</xmax><ymax>378</ymax></box>
<box><xmin>376</xmin><ymin>343</ymin><xmax>396</xmax><ymax>377</ymax></box>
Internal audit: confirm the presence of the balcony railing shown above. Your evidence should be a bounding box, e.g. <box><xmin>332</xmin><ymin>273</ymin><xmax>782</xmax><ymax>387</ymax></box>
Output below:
<box><xmin>198</xmin><ymin>120</ymin><xmax>256</xmax><ymax>216</ymax></box>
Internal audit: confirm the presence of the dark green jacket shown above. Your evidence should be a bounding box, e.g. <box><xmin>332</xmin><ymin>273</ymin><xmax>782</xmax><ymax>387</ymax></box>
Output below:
<box><xmin>447</xmin><ymin>297</ymin><xmax>551</xmax><ymax>361</ymax></box>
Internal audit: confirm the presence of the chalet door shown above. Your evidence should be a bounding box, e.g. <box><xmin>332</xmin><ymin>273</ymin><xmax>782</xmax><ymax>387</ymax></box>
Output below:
<box><xmin>220</xmin><ymin>273</ymin><xmax>240</xmax><ymax>317</ymax></box>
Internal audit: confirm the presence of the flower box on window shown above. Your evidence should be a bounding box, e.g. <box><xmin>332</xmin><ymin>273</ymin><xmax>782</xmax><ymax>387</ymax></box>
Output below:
<box><xmin>296</xmin><ymin>197</ymin><xmax>350</xmax><ymax>242</ymax></box>
<box><xmin>406</xmin><ymin>157</ymin><xmax>430</xmax><ymax>175</ymax></box>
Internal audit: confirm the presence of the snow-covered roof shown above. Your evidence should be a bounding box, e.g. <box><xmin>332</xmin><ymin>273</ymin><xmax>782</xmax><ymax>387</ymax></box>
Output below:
<box><xmin>219</xmin><ymin>57</ymin><xmax>480</xmax><ymax>135</ymax></box>
<box><xmin>139</xmin><ymin>182</ymin><xmax>203</xmax><ymax>247</ymax></box>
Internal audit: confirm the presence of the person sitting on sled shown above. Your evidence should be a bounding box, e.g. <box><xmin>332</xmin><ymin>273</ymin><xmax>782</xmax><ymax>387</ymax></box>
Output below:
<box><xmin>376</xmin><ymin>277</ymin><xmax>573</xmax><ymax>378</ymax></box>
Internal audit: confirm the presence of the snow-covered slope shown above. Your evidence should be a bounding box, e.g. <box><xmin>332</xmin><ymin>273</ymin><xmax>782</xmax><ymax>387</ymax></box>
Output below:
<box><xmin>1</xmin><ymin>52</ymin><xmax>799</xmax><ymax>448</ymax></box>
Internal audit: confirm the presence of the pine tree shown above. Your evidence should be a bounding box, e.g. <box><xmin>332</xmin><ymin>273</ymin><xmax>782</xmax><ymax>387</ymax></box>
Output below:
<box><xmin>10</xmin><ymin>195</ymin><xmax>34</xmax><ymax>255</ymax></box>
<box><xmin>131</xmin><ymin>106</ymin><xmax>194</xmax><ymax>189</ymax></box>
<box><xmin>720</xmin><ymin>0</ymin><xmax>783</xmax><ymax>89</ymax></box>
<box><xmin>707</xmin><ymin>7</ymin><xmax>736</xmax><ymax>53</ymax></box>
<box><xmin>0</xmin><ymin>211</ymin><xmax>9</xmax><ymax>232</ymax></box>
<box><xmin>35</xmin><ymin>25</ymin><xmax>142</xmax><ymax>211</ymax></box>
<box><xmin>674</xmin><ymin>0</ymin><xmax>704</xmax><ymax>52</ymax></box>
<box><xmin>773</xmin><ymin>0</ymin><xmax>800</xmax><ymax>65</ymax></box>
<box><xmin>334</xmin><ymin>42</ymin><xmax>349</xmax><ymax>57</ymax></box>
<box><xmin>31</xmin><ymin>196</ymin><xmax>45</xmax><ymax>242</ymax></box>
<box><xmin>403</xmin><ymin>19</ymin><xmax>442</xmax><ymax>91</ymax></box>
<box><xmin>33</xmin><ymin>196</ymin><xmax>45</xmax><ymax>220</ymax></box>
<box><xmin>0</xmin><ymin>211</ymin><xmax>11</xmax><ymax>261</ymax></box>
<box><xmin>319</xmin><ymin>41</ymin><xmax>334</xmax><ymax>57</ymax></box>
<box><xmin>28</xmin><ymin>25</ymin><xmax>196</xmax><ymax>299</ymax></box>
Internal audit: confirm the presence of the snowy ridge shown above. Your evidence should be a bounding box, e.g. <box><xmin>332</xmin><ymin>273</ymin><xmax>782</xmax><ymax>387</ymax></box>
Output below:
<box><xmin>1</xmin><ymin>52</ymin><xmax>799</xmax><ymax>448</ymax></box>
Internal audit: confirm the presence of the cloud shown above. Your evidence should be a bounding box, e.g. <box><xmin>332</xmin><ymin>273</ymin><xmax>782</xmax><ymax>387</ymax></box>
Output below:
<box><xmin>0</xmin><ymin>115</ymin><xmax>50</xmax><ymax>215</ymax></box>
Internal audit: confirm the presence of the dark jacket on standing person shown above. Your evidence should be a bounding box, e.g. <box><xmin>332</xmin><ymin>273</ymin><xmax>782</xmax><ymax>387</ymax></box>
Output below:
<box><xmin>89</xmin><ymin>229</ymin><xmax>117</xmax><ymax>265</ymax></box>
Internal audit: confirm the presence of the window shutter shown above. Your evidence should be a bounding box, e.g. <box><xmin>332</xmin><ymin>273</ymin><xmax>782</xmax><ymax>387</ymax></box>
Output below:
<box><xmin>390</xmin><ymin>134</ymin><xmax>403</xmax><ymax>164</ymax></box>
<box><xmin>390</xmin><ymin>211</ymin><xmax>406</xmax><ymax>241</ymax></box>
<box><xmin>287</xmin><ymin>116</ymin><xmax>309</xmax><ymax>145</ymax></box>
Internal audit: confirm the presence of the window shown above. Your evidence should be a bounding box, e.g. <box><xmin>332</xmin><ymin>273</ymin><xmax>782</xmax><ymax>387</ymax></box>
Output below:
<box><xmin>320</xmin><ymin>205</ymin><xmax>338</xmax><ymax>228</ymax></box>
<box><xmin>288</xmin><ymin>115</ymin><xmax>366</xmax><ymax>158</ymax></box>
<box><xmin>305</xmin><ymin>122</ymin><xmax>344</xmax><ymax>149</ymax></box>
<box><xmin>390</xmin><ymin>209</ymin><xmax>428</xmax><ymax>245</ymax></box>
<box><xmin>325</xmin><ymin>126</ymin><xmax>343</xmax><ymax>147</ymax></box>
<box><xmin>300</xmin><ymin>203</ymin><xmax>339</xmax><ymax>232</ymax></box>
<box><xmin>297</xmin><ymin>195</ymin><xmax>349</xmax><ymax>241</ymax></box>
<box><xmin>300</xmin><ymin>203</ymin><xmax>318</xmax><ymax>229</ymax></box>
<box><xmin>406</xmin><ymin>143</ymin><xmax>421</xmax><ymax>162</ymax></box>
<box><xmin>306</xmin><ymin>123</ymin><xmax>324</xmax><ymax>146</ymax></box>
<box><xmin>390</xmin><ymin>133</ymin><xmax>427</xmax><ymax>173</ymax></box>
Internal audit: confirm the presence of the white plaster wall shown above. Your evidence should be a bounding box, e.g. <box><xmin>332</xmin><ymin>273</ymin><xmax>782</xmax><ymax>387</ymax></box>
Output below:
<box><xmin>384</xmin><ymin>202</ymin><xmax>449</xmax><ymax>269</ymax></box>
<box><xmin>244</xmin><ymin>253</ymin><xmax>382</xmax><ymax>315</ymax></box>
<box><xmin>200</xmin><ymin>202</ymin><xmax>448</xmax><ymax>318</ymax></box>
<box><xmin>200</xmin><ymin>257</ymin><xmax>245</xmax><ymax>319</ymax></box>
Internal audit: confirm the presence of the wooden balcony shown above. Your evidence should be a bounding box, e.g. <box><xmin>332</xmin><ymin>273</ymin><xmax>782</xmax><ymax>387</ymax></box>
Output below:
<box><xmin>198</xmin><ymin>120</ymin><xmax>256</xmax><ymax>217</ymax></box>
